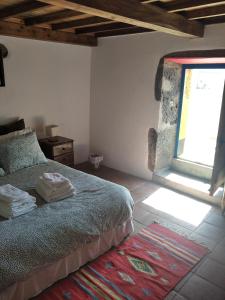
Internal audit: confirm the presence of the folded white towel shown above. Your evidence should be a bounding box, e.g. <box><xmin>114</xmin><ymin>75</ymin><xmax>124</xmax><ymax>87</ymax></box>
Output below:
<box><xmin>2</xmin><ymin>195</ymin><xmax>36</xmax><ymax>208</ymax></box>
<box><xmin>38</xmin><ymin>177</ymin><xmax>74</xmax><ymax>196</ymax></box>
<box><xmin>36</xmin><ymin>183</ymin><xmax>74</xmax><ymax>202</ymax></box>
<box><xmin>0</xmin><ymin>184</ymin><xmax>29</xmax><ymax>203</ymax></box>
<box><xmin>0</xmin><ymin>198</ymin><xmax>36</xmax><ymax>211</ymax></box>
<box><xmin>0</xmin><ymin>202</ymin><xmax>37</xmax><ymax>218</ymax></box>
<box><xmin>0</xmin><ymin>184</ymin><xmax>37</xmax><ymax>218</ymax></box>
<box><xmin>36</xmin><ymin>172</ymin><xmax>76</xmax><ymax>203</ymax></box>
<box><xmin>42</xmin><ymin>173</ymin><xmax>71</xmax><ymax>188</ymax></box>
<box><xmin>36</xmin><ymin>182</ymin><xmax>74</xmax><ymax>198</ymax></box>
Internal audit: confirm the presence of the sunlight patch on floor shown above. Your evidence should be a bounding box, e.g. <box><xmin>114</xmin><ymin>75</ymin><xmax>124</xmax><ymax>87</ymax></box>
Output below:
<box><xmin>143</xmin><ymin>188</ymin><xmax>212</xmax><ymax>226</ymax></box>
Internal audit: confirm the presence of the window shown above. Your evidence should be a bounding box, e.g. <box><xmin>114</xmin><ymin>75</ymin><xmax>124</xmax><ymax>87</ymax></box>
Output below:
<box><xmin>175</xmin><ymin>64</ymin><xmax>225</xmax><ymax>167</ymax></box>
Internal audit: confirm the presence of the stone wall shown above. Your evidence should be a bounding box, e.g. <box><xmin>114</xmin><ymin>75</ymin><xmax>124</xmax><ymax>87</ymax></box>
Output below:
<box><xmin>149</xmin><ymin>61</ymin><xmax>182</xmax><ymax>172</ymax></box>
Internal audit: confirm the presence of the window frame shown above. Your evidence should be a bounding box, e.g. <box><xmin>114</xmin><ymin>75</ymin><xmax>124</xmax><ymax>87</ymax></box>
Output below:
<box><xmin>174</xmin><ymin>63</ymin><xmax>225</xmax><ymax>160</ymax></box>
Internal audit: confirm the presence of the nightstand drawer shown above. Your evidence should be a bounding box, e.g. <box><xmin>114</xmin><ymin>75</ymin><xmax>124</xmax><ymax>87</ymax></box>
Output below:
<box><xmin>53</xmin><ymin>142</ymin><xmax>73</xmax><ymax>157</ymax></box>
<box><xmin>54</xmin><ymin>152</ymin><xmax>74</xmax><ymax>166</ymax></box>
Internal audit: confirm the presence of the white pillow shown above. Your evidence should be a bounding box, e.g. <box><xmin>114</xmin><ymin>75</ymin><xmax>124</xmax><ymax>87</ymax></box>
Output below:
<box><xmin>0</xmin><ymin>128</ymin><xmax>33</xmax><ymax>142</ymax></box>
<box><xmin>0</xmin><ymin>168</ymin><xmax>5</xmax><ymax>177</ymax></box>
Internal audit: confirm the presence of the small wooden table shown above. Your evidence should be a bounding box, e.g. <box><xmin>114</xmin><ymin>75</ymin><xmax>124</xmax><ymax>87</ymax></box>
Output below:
<box><xmin>39</xmin><ymin>136</ymin><xmax>74</xmax><ymax>167</ymax></box>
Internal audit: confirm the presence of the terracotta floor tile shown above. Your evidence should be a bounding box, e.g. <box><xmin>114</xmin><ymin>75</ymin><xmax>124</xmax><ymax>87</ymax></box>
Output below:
<box><xmin>164</xmin><ymin>291</ymin><xmax>187</xmax><ymax>300</ymax></box>
<box><xmin>133</xmin><ymin>203</ymin><xmax>150</xmax><ymax>223</ymax></box>
<box><xmin>144</xmin><ymin>204</ymin><xmax>195</xmax><ymax>231</ymax></box>
<box><xmin>134</xmin><ymin>211</ymin><xmax>162</xmax><ymax>226</ymax></box>
<box><xmin>189</xmin><ymin>232</ymin><xmax>218</xmax><ymax>251</ymax></box>
<box><xmin>196</xmin><ymin>258</ymin><xmax>225</xmax><ymax>290</ymax></box>
<box><xmin>175</xmin><ymin>272</ymin><xmax>192</xmax><ymax>291</ymax></box>
<box><xmin>180</xmin><ymin>274</ymin><xmax>225</xmax><ymax>300</ymax></box>
<box><xmin>195</xmin><ymin>222</ymin><xmax>225</xmax><ymax>242</ymax></box>
<box><xmin>132</xmin><ymin>220</ymin><xmax>145</xmax><ymax>234</ymax></box>
<box><xmin>164</xmin><ymin>291</ymin><xmax>177</xmax><ymax>300</ymax></box>
<box><xmin>218</xmin><ymin>236</ymin><xmax>225</xmax><ymax>247</ymax></box>
<box><xmin>209</xmin><ymin>244</ymin><xmax>225</xmax><ymax>265</ymax></box>
<box><xmin>76</xmin><ymin>163</ymin><xmax>146</xmax><ymax>191</ymax></box>
<box><xmin>131</xmin><ymin>182</ymin><xmax>160</xmax><ymax>203</ymax></box>
<box><xmin>173</xmin><ymin>293</ymin><xmax>187</xmax><ymax>300</ymax></box>
<box><xmin>204</xmin><ymin>212</ymin><xmax>225</xmax><ymax>228</ymax></box>
<box><xmin>158</xmin><ymin>220</ymin><xmax>192</xmax><ymax>238</ymax></box>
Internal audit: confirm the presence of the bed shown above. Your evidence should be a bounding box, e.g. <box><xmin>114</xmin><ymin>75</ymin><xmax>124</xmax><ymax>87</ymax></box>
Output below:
<box><xmin>0</xmin><ymin>160</ymin><xmax>134</xmax><ymax>300</ymax></box>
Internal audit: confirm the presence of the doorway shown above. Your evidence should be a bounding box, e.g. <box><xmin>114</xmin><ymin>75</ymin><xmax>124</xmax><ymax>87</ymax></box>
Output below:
<box><xmin>175</xmin><ymin>65</ymin><xmax>225</xmax><ymax>168</ymax></box>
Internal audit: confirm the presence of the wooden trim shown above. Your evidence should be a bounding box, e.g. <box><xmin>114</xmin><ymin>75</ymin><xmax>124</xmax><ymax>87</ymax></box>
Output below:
<box><xmin>0</xmin><ymin>1</ymin><xmax>49</xmax><ymax>19</ymax></box>
<box><xmin>25</xmin><ymin>9</ymin><xmax>84</xmax><ymax>26</ymax></box>
<box><xmin>95</xmin><ymin>27</ymin><xmax>152</xmax><ymax>37</ymax></box>
<box><xmin>202</xmin><ymin>15</ymin><xmax>225</xmax><ymax>24</ymax></box>
<box><xmin>184</xmin><ymin>5</ymin><xmax>225</xmax><ymax>20</ymax></box>
<box><xmin>160</xmin><ymin>0</ymin><xmax>225</xmax><ymax>13</ymax></box>
<box><xmin>52</xmin><ymin>16</ymin><xmax>110</xmax><ymax>30</ymax></box>
<box><xmin>0</xmin><ymin>20</ymin><xmax>97</xmax><ymax>46</ymax></box>
<box><xmin>76</xmin><ymin>22</ymin><xmax>134</xmax><ymax>34</ymax></box>
<box><xmin>38</xmin><ymin>0</ymin><xmax>204</xmax><ymax>37</ymax></box>
<box><xmin>142</xmin><ymin>0</ymin><xmax>158</xmax><ymax>3</ymax></box>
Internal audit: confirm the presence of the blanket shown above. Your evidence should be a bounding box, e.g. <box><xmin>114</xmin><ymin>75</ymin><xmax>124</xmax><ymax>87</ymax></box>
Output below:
<box><xmin>0</xmin><ymin>161</ymin><xmax>133</xmax><ymax>291</ymax></box>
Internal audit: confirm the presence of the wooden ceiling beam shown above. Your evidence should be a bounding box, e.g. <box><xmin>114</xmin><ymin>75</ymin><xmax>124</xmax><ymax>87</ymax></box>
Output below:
<box><xmin>38</xmin><ymin>0</ymin><xmax>204</xmax><ymax>37</ymax></box>
<box><xmin>159</xmin><ymin>0</ymin><xmax>225</xmax><ymax>13</ymax></box>
<box><xmin>95</xmin><ymin>27</ymin><xmax>152</xmax><ymax>38</ymax></box>
<box><xmin>0</xmin><ymin>1</ymin><xmax>49</xmax><ymax>19</ymax></box>
<box><xmin>52</xmin><ymin>16</ymin><xmax>110</xmax><ymax>30</ymax></box>
<box><xmin>25</xmin><ymin>9</ymin><xmax>83</xmax><ymax>26</ymax></box>
<box><xmin>0</xmin><ymin>20</ymin><xmax>97</xmax><ymax>46</ymax></box>
<box><xmin>76</xmin><ymin>22</ymin><xmax>134</xmax><ymax>34</ymax></box>
<box><xmin>183</xmin><ymin>5</ymin><xmax>225</xmax><ymax>20</ymax></box>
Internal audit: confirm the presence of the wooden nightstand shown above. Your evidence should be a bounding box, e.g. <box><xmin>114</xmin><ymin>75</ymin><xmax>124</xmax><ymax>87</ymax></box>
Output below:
<box><xmin>39</xmin><ymin>136</ymin><xmax>74</xmax><ymax>167</ymax></box>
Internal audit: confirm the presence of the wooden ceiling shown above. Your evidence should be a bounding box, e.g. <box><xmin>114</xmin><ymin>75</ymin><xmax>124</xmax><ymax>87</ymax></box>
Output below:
<box><xmin>0</xmin><ymin>0</ymin><xmax>224</xmax><ymax>47</ymax></box>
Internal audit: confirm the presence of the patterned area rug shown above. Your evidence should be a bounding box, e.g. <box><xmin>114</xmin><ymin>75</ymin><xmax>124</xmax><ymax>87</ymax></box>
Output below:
<box><xmin>35</xmin><ymin>224</ymin><xmax>208</xmax><ymax>300</ymax></box>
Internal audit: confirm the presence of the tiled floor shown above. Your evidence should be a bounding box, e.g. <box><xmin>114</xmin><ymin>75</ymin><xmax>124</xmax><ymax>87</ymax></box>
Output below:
<box><xmin>76</xmin><ymin>163</ymin><xmax>225</xmax><ymax>300</ymax></box>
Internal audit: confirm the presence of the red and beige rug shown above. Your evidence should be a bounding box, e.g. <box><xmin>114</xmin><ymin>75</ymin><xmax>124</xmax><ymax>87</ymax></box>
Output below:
<box><xmin>36</xmin><ymin>224</ymin><xmax>208</xmax><ymax>300</ymax></box>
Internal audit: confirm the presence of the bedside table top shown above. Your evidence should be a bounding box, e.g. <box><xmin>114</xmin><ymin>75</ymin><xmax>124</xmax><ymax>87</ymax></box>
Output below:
<box><xmin>39</xmin><ymin>136</ymin><xmax>73</xmax><ymax>146</ymax></box>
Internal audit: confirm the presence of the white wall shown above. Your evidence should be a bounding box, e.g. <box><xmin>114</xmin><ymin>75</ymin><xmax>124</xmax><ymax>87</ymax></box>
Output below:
<box><xmin>1</xmin><ymin>24</ymin><xmax>225</xmax><ymax>173</ymax></box>
<box><xmin>90</xmin><ymin>24</ymin><xmax>225</xmax><ymax>180</ymax></box>
<box><xmin>0</xmin><ymin>36</ymin><xmax>92</xmax><ymax>163</ymax></box>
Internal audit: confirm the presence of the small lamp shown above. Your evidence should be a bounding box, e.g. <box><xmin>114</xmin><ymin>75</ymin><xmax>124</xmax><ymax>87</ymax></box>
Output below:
<box><xmin>46</xmin><ymin>125</ymin><xmax>60</xmax><ymax>142</ymax></box>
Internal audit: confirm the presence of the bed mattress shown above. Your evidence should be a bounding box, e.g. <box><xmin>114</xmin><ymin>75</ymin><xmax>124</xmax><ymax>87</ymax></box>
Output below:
<box><xmin>0</xmin><ymin>161</ymin><xmax>134</xmax><ymax>300</ymax></box>
<box><xmin>1</xmin><ymin>219</ymin><xmax>133</xmax><ymax>300</ymax></box>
